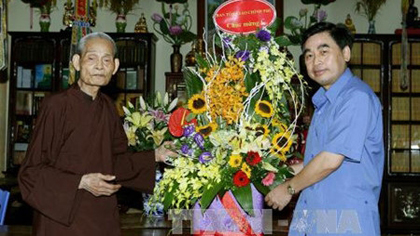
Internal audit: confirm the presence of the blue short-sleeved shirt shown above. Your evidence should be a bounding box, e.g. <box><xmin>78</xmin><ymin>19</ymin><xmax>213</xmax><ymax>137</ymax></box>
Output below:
<box><xmin>289</xmin><ymin>69</ymin><xmax>384</xmax><ymax>236</ymax></box>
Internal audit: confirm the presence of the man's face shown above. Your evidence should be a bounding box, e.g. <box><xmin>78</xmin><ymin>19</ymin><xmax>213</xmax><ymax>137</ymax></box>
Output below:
<box><xmin>302</xmin><ymin>32</ymin><xmax>350</xmax><ymax>90</ymax></box>
<box><xmin>73</xmin><ymin>37</ymin><xmax>119</xmax><ymax>88</ymax></box>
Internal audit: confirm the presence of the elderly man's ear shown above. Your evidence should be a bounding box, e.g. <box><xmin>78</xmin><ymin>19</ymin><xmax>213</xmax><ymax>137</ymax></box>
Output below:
<box><xmin>72</xmin><ymin>54</ymin><xmax>81</xmax><ymax>71</ymax></box>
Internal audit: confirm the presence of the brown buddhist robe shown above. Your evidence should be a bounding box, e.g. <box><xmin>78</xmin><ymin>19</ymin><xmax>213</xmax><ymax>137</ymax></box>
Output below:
<box><xmin>18</xmin><ymin>84</ymin><xmax>156</xmax><ymax>236</ymax></box>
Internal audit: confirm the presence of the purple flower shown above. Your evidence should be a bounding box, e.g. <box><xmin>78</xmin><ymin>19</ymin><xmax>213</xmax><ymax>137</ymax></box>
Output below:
<box><xmin>169</xmin><ymin>25</ymin><xmax>183</xmax><ymax>36</ymax></box>
<box><xmin>194</xmin><ymin>133</ymin><xmax>205</xmax><ymax>149</ymax></box>
<box><xmin>256</xmin><ymin>30</ymin><xmax>271</xmax><ymax>42</ymax></box>
<box><xmin>149</xmin><ymin>109</ymin><xmax>169</xmax><ymax>123</ymax></box>
<box><xmin>235</xmin><ymin>50</ymin><xmax>250</xmax><ymax>61</ymax></box>
<box><xmin>183</xmin><ymin>125</ymin><xmax>195</xmax><ymax>137</ymax></box>
<box><xmin>198</xmin><ymin>152</ymin><xmax>213</xmax><ymax>163</ymax></box>
<box><xmin>151</xmin><ymin>13</ymin><xmax>163</xmax><ymax>23</ymax></box>
<box><xmin>223</xmin><ymin>37</ymin><xmax>232</xmax><ymax>48</ymax></box>
<box><xmin>181</xmin><ymin>144</ymin><xmax>192</xmax><ymax>155</ymax></box>
<box><xmin>314</xmin><ymin>9</ymin><xmax>327</xmax><ymax>22</ymax></box>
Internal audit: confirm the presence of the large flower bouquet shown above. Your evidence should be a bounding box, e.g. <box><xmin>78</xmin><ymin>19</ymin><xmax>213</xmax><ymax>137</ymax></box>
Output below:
<box><xmin>148</xmin><ymin>24</ymin><xmax>306</xmax><ymax>216</ymax></box>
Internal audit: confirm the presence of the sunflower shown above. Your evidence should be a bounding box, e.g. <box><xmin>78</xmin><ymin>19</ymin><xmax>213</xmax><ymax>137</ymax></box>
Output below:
<box><xmin>272</xmin><ymin>132</ymin><xmax>293</xmax><ymax>153</ymax></box>
<box><xmin>270</xmin><ymin>148</ymin><xmax>287</xmax><ymax>161</ymax></box>
<box><xmin>228</xmin><ymin>154</ymin><xmax>243</xmax><ymax>168</ymax></box>
<box><xmin>241</xmin><ymin>162</ymin><xmax>252</xmax><ymax>178</ymax></box>
<box><xmin>188</xmin><ymin>94</ymin><xmax>207</xmax><ymax>114</ymax></box>
<box><xmin>255</xmin><ymin>100</ymin><xmax>274</xmax><ymax>118</ymax></box>
<box><xmin>255</xmin><ymin>124</ymin><xmax>270</xmax><ymax>137</ymax></box>
<box><xmin>196</xmin><ymin>122</ymin><xmax>218</xmax><ymax>137</ymax></box>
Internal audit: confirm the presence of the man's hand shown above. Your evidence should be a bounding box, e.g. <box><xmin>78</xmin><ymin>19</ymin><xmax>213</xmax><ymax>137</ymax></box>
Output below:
<box><xmin>78</xmin><ymin>173</ymin><xmax>121</xmax><ymax>197</ymax></box>
<box><xmin>265</xmin><ymin>182</ymin><xmax>292</xmax><ymax>211</ymax></box>
<box><xmin>155</xmin><ymin>141</ymin><xmax>177</xmax><ymax>162</ymax></box>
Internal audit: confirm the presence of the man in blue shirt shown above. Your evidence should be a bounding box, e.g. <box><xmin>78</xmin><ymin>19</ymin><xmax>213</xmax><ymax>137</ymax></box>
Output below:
<box><xmin>265</xmin><ymin>22</ymin><xmax>384</xmax><ymax>235</ymax></box>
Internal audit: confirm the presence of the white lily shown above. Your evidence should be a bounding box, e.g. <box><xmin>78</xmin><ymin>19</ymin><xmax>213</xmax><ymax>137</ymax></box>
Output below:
<box><xmin>149</xmin><ymin>127</ymin><xmax>168</xmax><ymax>146</ymax></box>
<box><xmin>139</xmin><ymin>96</ymin><xmax>147</xmax><ymax>110</ymax></box>
<box><xmin>126</xmin><ymin>111</ymin><xmax>153</xmax><ymax>129</ymax></box>
<box><xmin>163</xmin><ymin>92</ymin><xmax>169</xmax><ymax>107</ymax></box>
<box><xmin>168</xmin><ymin>97</ymin><xmax>179</xmax><ymax>112</ymax></box>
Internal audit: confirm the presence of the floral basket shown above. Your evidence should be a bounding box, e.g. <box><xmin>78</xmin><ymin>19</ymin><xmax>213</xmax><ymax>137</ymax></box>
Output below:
<box><xmin>146</xmin><ymin>19</ymin><xmax>306</xmax><ymax>232</ymax></box>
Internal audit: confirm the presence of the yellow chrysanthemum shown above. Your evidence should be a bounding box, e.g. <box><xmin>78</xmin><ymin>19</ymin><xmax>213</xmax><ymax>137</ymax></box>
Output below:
<box><xmin>196</xmin><ymin>122</ymin><xmax>218</xmax><ymax>137</ymax></box>
<box><xmin>255</xmin><ymin>124</ymin><xmax>270</xmax><ymax>137</ymax></box>
<box><xmin>255</xmin><ymin>100</ymin><xmax>274</xmax><ymax>118</ymax></box>
<box><xmin>188</xmin><ymin>94</ymin><xmax>207</xmax><ymax>114</ymax></box>
<box><xmin>241</xmin><ymin>162</ymin><xmax>252</xmax><ymax>178</ymax></box>
<box><xmin>272</xmin><ymin>132</ymin><xmax>293</xmax><ymax>153</ymax></box>
<box><xmin>228</xmin><ymin>154</ymin><xmax>242</xmax><ymax>168</ymax></box>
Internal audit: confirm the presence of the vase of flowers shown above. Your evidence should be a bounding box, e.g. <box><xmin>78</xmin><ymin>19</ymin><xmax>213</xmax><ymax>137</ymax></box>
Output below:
<box><xmin>152</xmin><ymin>0</ymin><xmax>196</xmax><ymax>72</ymax></box>
<box><xmin>284</xmin><ymin>0</ymin><xmax>336</xmax><ymax>45</ymax></box>
<box><xmin>98</xmin><ymin>0</ymin><xmax>141</xmax><ymax>32</ymax></box>
<box><xmin>21</xmin><ymin>0</ymin><xmax>56</xmax><ymax>32</ymax></box>
<box><xmin>146</xmin><ymin>23</ymin><xmax>307</xmax><ymax>233</ymax></box>
<box><xmin>354</xmin><ymin>0</ymin><xmax>387</xmax><ymax>34</ymax></box>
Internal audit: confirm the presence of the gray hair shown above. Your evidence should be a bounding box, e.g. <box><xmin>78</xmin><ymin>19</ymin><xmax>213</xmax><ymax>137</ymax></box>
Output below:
<box><xmin>76</xmin><ymin>32</ymin><xmax>118</xmax><ymax>56</ymax></box>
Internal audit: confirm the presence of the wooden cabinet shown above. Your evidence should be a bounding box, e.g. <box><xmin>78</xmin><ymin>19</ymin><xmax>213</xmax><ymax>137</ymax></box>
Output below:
<box><xmin>349</xmin><ymin>34</ymin><xmax>420</xmax><ymax>234</ymax></box>
<box><xmin>165</xmin><ymin>72</ymin><xmax>186</xmax><ymax>102</ymax></box>
<box><xmin>6</xmin><ymin>32</ymin><xmax>157</xmax><ymax>175</ymax></box>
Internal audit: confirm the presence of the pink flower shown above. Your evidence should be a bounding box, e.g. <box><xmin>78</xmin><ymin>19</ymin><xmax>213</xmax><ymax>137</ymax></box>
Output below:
<box><xmin>262</xmin><ymin>172</ymin><xmax>275</xmax><ymax>186</ymax></box>
<box><xmin>151</xmin><ymin>13</ymin><xmax>163</xmax><ymax>23</ymax></box>
<box><xmin>169</xmin><ymin>25</ymin><xmax>183</xmax><ymax>36</ymax></box>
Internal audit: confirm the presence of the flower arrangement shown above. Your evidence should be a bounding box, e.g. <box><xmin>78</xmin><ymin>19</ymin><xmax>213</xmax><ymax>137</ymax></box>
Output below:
<box><xmin>148</xmin><ymin>24</ymin><xmax>307</xmax><ymax>215</ymax></box>
<box><xmin>122</xmin><ymin>92</ymin><xmax>178</xmax><ymax>152</ymax></box>
<box><xmin>151</xmin><ymin>0</ymin><xmax>197</xmax><ymax>46</ymax></box>
<box><xmin>354</xmin><ymin>0</ymin><xmax>387</xmax><ymax>21</ymax></box>
<box><xmin>284</xmin><ymin>0</ymin><xmax>336</xmax><ymax>45</ymax></box>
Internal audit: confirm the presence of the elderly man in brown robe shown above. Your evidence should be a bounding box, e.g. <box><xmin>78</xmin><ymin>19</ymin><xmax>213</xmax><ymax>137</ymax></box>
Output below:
<box><xmin>18</xmin><ymin>32</ymin><xmax>173</xmax><ymax>236</ymax></box>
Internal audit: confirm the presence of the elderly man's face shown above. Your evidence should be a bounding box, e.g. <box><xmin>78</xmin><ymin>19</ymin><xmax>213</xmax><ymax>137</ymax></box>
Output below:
<box><xmin>73</xmin><ymin>37</ymin><xmax>119</xmax><ymax>88</ymax></box>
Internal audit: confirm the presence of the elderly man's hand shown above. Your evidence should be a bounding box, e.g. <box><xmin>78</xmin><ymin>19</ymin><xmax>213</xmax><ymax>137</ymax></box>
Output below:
<box><xmin>265</xmin><ymin>182</ymin><xmax>292</xmax><ymax>211</ymax></box>
<box><xmin>78</xmin><ymin>173</ymin><xmax>121</xmax><ymax>197</ymax></box>
<box><xmin>155</xmin><ymin>141</ymin><xmax>177</xmax><ymax>162</ymax></box>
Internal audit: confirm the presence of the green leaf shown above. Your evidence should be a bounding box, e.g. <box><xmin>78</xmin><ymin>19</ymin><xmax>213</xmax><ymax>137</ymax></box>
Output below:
<box><xmin>163</xmin><ymin>182</ymin><xmax>179</xmax><ymax>210</ymax></box>
<box><xmin>253</xmin><ymin>181</ymin><xmax>270</xmax><ymax>195</ymax></box>
<box><xmin>200</xmin><ymin>181</ymin><xmax>224</xmax><ymax>213</ymax></box>
<box><xmin>267</xmin><ymin>17</ymin><xmax>282</xmax><ymax>35</ymax></box>
<box><xmin>184</xmin><ymin>69</ymin><xmax>203</xmax><ymax>98</ymax></box>
<box><xmin>159</xmin><ymin>20</ymin><xmax>170</xmax><ymax>35</ymax></box>
<box><xmin>195</xmin><ymin>53</ymin><xmax>209</xmax><ymax>71</ymax></box>
<box><xmin>284</xmin><ymin>16</ymin><xmax>299</xmax><ymax>30</ymax></box>
<box><xmin>231</xmin><ymin>184</ymin><xmax>254</xmax><ymax>216</ymax></box>
<box><xmin>275</xmin><ymin>35</ymin><xmax>293</xmax><ymax>47</ymax></box>
<box><xmin>180</xmin><ymin>31</ymin><xmax>197</xmax><ymax>44</ymax></box>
